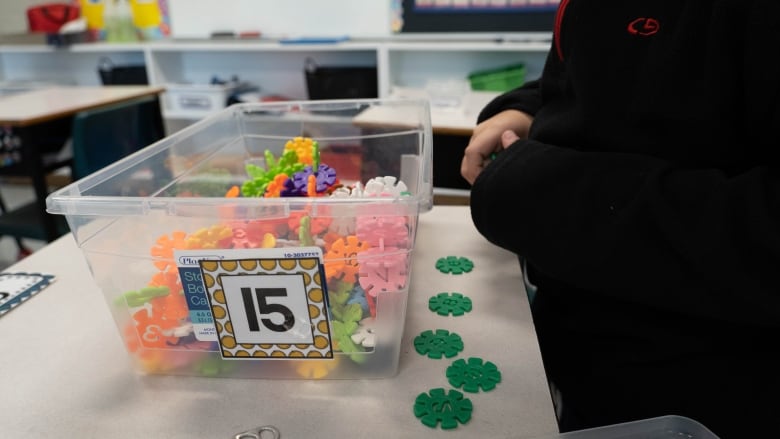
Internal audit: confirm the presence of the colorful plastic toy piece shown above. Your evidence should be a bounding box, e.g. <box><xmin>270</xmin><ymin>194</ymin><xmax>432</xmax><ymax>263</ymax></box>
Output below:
<box><xmin>241</xmin><ymin>149</ymin><xmax>305</xmax><ymax>197</ymax></box>
<box><xmin>331</xmin><ymin>302</ymin><xmax>363</xmax><ymax>324</ymax></box>
<box><xmin>413</xmin><ymin>329</ymin><xmax>464</xmax><ymax>359</ymax></box>
<box><xmin>363</xmin><ymin>176</ymin><xmax>408</xmax><ymax>197</ymax></box>
<box><xmin>148</xmin><ymin>270</ymin><xmax>182</xmax><ymax>294</ymax></box>
<box><xmin>129</xmin><ymin>308</ymin><xmax>179</xmax><ymax>349</ymax></box>
<box><xmin>296</xmin><ymin>357</ymin><xmax>338</xmax><ymax>379</ymax></box>
<box><xmin>116</xmin><ymin>286</ymin><xmax>169</xmax><ymax>308</ymax></box>
<box><xmin>150</xmin><ymin>230</ymin><xmax>188</xmax><ymax>271</ymax></box>
<box><xmin>297</xmin><ymin>215</ymin><xmax>316</xmax><ymax>246</ymax></box>
<box><xmin>446</xmin><ymin>357</ymin><xmax>502</xmax><ymax>393</ymax></box>
<box><xmin>346</xmin><ymin>284</ymin><xmax>369</xmax><ymax>315</ymax></box>
<box><xmin>284</xmin><ymin>166</ymin><xmax>314</xmax><ymax>196</ymax></box>
<box><xmin>330</xmin><ymin>181</ymin><xmax>365</xmax><ymax>198</ymax></box>
<box><xmin>185</xmin><ymin>224</ymin><xmax>233</xmax><ymax>249</ymax></box>
<box><xmin>351</xmin><ymin>317</ymin><xmax>376</xmax><ymax>349</ymax></box>
<box><xmin>225</xmin><ymin>185</ymin><xmax>240</xmax><ymax>197</ymax></box>
<box><xmin>413</xmin><ymin>388</ymin><xmax>473</xmax><ymax>429</ymax></box>
<box><xmin>356</xmin><ymin>215</ymin><xmax>408</xmax><ymax>248</ymax></box>
<box><xmin>194</xmin><ymin>354</ymin><xmax>235</xmax><ymax>377</ymax></box>
<box><xmin>435</xmin><ymin>256</ymin><xmax>474</xmax><ymax>275</ymax></box>
<box><xmin>324</xmin><ymin>235</ymin><xmax>370</xmax><ymax>283</ymax></box>
<box><xmin>428</xmin><ymin>292</ymin><xmax>473</xmax><ymax>316</ymax></box>
<box><xmin>330</xmin><ymin>320</ymin><xmax>367</xmax><ymax>364</ymax></box>
<box><xmin>284</xmin><ymin>136</ymin><xmax>318</xmax><ymax>166</ymax></box>
<box><xmin>264</xmin><ymin>173</ymin><xmax>291</xmax><ymax>198</ymax></box>
<box><xmin>287</xmin><ymin>211</ymin><xmax>331</xmax><ymax>236</ymax></box>
<box><xmin>358</xmin><ymin>247</ymin><xmax>408</xmax><ymax>297</ymax></box>
<box><xmin>328</xmin><ymin>216</ymin><xmax>356</xmax><ymax>236</ymax></box>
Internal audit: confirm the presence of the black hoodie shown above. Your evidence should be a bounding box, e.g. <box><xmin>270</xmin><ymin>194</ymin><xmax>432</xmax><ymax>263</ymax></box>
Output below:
<box><xmin>470</xmin><ymin>1</ymin><xmax>780</xmax><ymax>437</ymax></box>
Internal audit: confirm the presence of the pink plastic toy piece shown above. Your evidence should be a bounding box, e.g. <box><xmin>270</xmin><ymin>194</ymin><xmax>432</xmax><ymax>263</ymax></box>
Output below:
<box><xmin>357</xmin><ymin>247</ymin><xmax>409</xmax><ymax>298</ymax></box>
<box><xmin>356</xmin><ymin>215</ymin><xmax>408</xmax><ymax>248</ymax></box>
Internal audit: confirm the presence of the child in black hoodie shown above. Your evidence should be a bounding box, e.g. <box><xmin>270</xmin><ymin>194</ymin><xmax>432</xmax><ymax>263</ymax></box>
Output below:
<box><xmin>461</xmin><ymin>1</ymin><xmax>780</xmax><ymax>437</ymax></box>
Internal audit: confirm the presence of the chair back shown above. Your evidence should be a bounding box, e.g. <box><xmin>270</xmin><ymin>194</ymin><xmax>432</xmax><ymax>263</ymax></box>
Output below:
<box><xmin>71</xmin><ymin>95</ymin><xmax>164</xmax><ymax>180</ymax></box>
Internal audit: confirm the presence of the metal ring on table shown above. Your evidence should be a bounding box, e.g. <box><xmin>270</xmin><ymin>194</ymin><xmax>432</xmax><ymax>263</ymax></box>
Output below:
<box><xmin>233</xmin><ymin>425</ymin><xmax>281</xmax><ymax>439</ymax></box>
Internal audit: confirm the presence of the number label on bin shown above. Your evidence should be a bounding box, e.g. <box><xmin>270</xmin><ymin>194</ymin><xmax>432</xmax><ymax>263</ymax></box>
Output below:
<box><xmin>175</xmin><ymin>248</ymin><xmax>333</xmax><ymax>360</ymax></box>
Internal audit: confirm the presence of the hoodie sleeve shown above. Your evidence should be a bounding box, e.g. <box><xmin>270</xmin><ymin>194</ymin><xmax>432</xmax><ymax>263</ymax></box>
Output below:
<box><xmin>470</xmin><ymin>131</ymin><xmax>780</xmax><ymax>327</ymax></box>
<box><xmin>477</xmin><ymin>79</ymin><xmax>542</xmax><ymax>123</ymax></box>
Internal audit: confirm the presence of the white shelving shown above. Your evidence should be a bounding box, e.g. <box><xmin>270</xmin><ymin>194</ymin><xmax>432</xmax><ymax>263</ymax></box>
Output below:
<box><xmin>0</xmin><ymin>37</ymin><xmax>551</xmax><ymax>132</ymax></box>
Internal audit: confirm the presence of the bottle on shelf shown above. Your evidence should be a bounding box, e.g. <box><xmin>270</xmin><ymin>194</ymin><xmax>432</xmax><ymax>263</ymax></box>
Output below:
<box><xmin>104</xmin><ymin>0</ymin><xmax>138</xmax><ymax>42</ymax></box>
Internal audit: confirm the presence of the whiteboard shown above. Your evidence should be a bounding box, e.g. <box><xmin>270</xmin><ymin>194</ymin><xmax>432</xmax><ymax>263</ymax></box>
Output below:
<box><xmin>168</xmin><ymin>0</ymin><xmax>394</xmax><ymax>39</ymax></box>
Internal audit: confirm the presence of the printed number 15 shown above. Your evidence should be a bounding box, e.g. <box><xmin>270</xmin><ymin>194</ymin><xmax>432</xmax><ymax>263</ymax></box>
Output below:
<box><xmin>241</xmin><ymin>287</ymin><xmax>295</xmax><ymax>332</ymax></box>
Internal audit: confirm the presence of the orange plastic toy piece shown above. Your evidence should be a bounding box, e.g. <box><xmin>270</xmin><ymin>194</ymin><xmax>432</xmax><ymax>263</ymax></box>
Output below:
<box><xmin>264</xmin><ymin>173</ymin><xmax>289</xmax><ymax>198</ymax></box>
<box><xmin>148</xmin><ymin>269</ymin><xmax>182</xmax><ymax>294</ymax></box>
<box><xmin>324</xmin><ymin>235</ymin><xmax>370</xmax><ymax>283</ymax></box>
<box><xmin>225</xmin><ymin>185</ymin><xmax>240</xmax><ymax>197</ymax></box>
<box><xmin>288</xmin><ymin>211</ymin><xmax>331</xmax><ymax>236</ymax></box>
<box><xmin>150</xmin><ymin>230</ymin><xmax>188</xmax><ymax>271</ymax></box>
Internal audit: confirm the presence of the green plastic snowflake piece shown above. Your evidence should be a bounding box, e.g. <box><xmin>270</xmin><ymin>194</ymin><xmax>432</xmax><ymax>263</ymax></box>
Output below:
<box><xmin>435</xmin><ymin>256</ymin><xmax>474</xmax><ymax>274</ymax></box>
<box><xmin>331</xmin><ymin>302</ymin><xmax>363</xmax><ymax>324</ymax></box>
<box><xmin>413</xmin><ymin>329</ymin><xmax>464</xmax><ymax>359</ymax></box>
<box><xmin>330</xmin><ymin>320</ymin><xmax>367</xmax><ymax>364</ymax></box>
<box><xmin>298</xmin><ymin>215</ymin><xmax>315</xmax><ymax>246</ymax></box>
<box><xmin>327</xmin><ymin>279</ymin><xmax>353</xmax><ymax>306</ymax></box>
<box><xmin>115</xmin><ymin>286</ymin><xmax>169</xmax><ymax>307</ymax></box>
<box><xmin>194</xmin><ymin>355</ymin><xmax>235</xmax><ymax>377</ymax></box>
<box><xmin>241</xmin><ymin>149</ymin><xmax>305</xmax><ymax>197</ymax></box>
<box><xmin>428</xmin><ymin>292</ymin><xmax>473</xmax><ymax>316</ymax></box>
<box><xmin>446</xmin><ymin>357</ymin><xmax>502</xmax><ymax>393</ymax></box>
<box><xmin>413</xmin><ymin>388</ymin><xmax>473</xmax><ymax>429</ymax></box>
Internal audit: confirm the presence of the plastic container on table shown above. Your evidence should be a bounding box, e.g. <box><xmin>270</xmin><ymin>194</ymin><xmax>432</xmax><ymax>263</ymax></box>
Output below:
<box><xmin>468</xmin><ymin>63</ymin><xmax>526</xmax><ymax>92</ymax></box>
<box><xmin>540</xmin><ymin>415</ymin><xmax>720</xmax><ymax>439</ymax></box>
<box><xmin>164</xmin><ymin>82</ymin><xmax>240</xmax><ymax>114</ymax></box>
<box><xmin>46</xmin><ymin>98</ymin><xmax>433</xmax><ymax>379</ymax></box>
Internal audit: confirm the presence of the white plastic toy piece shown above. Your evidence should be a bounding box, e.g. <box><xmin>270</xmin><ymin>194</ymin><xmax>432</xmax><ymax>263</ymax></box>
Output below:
<box><xmin>351</xmin><ymin>317</ymin><xmax>377</xmax><ymax>348</ymax></box>
<box><xmin>363</xmin><ymin>176</ymin><xmax>408</xmax><ymax>197</ymax></box>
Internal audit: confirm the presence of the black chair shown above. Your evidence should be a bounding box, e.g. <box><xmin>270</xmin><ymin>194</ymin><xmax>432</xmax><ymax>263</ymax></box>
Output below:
<box><xmin>0</xmin><ymin>94</ymin><xmax>165</xmax><ymax>261</ymax></box>
<box><xmin>70</xmin><ymin>94</ymin><xmax>164</xmax><ymax>180</ymax></box>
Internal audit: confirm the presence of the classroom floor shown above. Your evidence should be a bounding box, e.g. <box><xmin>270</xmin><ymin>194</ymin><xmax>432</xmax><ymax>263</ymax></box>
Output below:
<box><xmin>0</xmin><ymin>180</ymin><xmax>48</xmax><ymax>271</ymax></box>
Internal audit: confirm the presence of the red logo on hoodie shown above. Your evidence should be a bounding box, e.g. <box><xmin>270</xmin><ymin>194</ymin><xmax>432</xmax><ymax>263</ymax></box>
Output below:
<box><xmin>628</xmin><ymin>17</ymin><xmax>660</xmax><ymax>36</ymax></box>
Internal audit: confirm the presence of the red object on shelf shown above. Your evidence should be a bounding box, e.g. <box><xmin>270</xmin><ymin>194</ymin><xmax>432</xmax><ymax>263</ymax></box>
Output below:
<box><xmin>27</xmin><ymin>3</ymin><xmax>81</xmax><ymax>34</ymax></box>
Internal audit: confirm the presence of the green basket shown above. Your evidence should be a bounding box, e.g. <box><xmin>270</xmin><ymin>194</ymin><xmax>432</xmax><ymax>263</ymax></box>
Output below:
<box><xmin>468</xmin><ymin>63</ymin><xmax>526</xmax><ymax>92</ymax></box>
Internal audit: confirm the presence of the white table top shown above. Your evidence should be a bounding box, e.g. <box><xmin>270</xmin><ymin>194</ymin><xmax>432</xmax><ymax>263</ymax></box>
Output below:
<box><xmin>0</xmin><ymin>205</ymin><xmax>558</xmax><ymax>439</ymax></box>
<box><xmin>353</xmin><ymin>86</ymin><xmax>498</xmax><ymax>136</ymax></box>
<box><xmin>391</xmin><ymin>86</ymin><xmax>498</xmax><ymax>135</ymax></box>
<box><xmin>0</xmin><ymin>85</ymin><xmax>165</xmax><ymax>127</ymax></box>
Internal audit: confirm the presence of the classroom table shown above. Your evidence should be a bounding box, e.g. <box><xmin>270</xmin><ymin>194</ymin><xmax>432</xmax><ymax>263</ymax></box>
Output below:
<box><xmin>0</xmin><ymin>85</ymin><xmax>166</xmax><ymax>244</ymax></box>
<box><xmin>388</xmin><ymin>86</ymin><xmax>499</xmax><ymax>137</ymax></box>
<box><xmin>0</xmin><ymin>205</ymin><xmax>559</xmax><ymax>439</ymax></box>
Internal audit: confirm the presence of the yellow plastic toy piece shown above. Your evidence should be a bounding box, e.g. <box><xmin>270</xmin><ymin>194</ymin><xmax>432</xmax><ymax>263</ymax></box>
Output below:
<box><xmin>284</xmin><ymin>136</ymin><xmax>316</xmax><ymax>166</ymax></box>
<box><xmin>185</xmin><ymin>224</ymin><xmax>233</xmax><ymax>249</ymax></box>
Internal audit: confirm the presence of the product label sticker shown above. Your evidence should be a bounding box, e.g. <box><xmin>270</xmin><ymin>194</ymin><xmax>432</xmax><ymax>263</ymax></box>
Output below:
<box><xmin>175</xmin><ymin>248</ymin><xmax>333</xmax><ymax>360</ymax></box>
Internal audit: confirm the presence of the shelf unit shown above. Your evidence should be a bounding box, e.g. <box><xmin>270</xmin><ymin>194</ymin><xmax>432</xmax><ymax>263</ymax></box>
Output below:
<box><xmin>0</xmin><ymin>37</ymin><xmax>551</xmax><ymax>133</ymax></box>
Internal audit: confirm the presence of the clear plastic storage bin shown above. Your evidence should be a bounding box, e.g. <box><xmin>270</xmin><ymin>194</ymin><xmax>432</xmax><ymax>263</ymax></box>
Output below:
<box><xmin>46</xmin><ymin>99</ymin><xmax>433</xmax><ymax>379</ymax></box>
<box><xmin>540</xmin><ymin>415</ymin><xmax>720</xmax><ymax>439</ymax></box>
